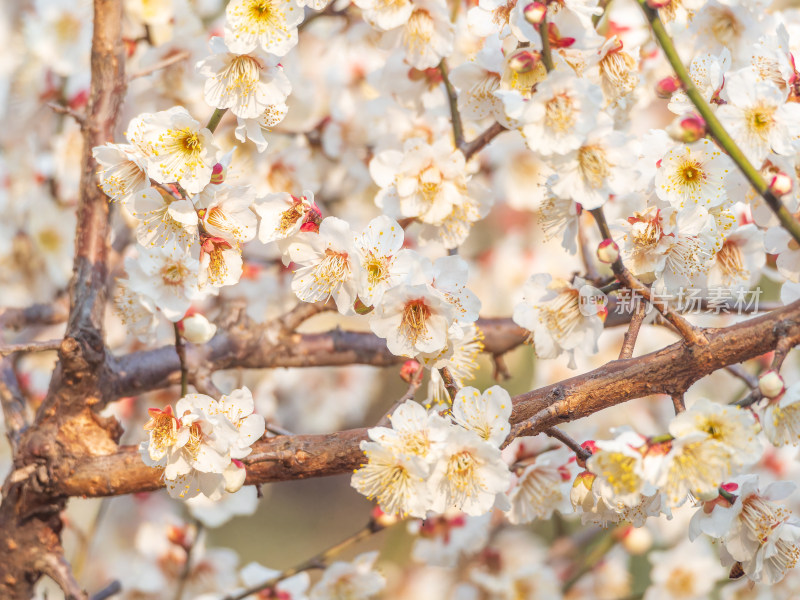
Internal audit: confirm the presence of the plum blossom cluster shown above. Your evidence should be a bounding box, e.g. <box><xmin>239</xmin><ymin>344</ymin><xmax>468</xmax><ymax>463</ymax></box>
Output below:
<box><xmin>139</xmin><ymin>387</ymin><xmax>265</xmax><ymax>500</ymax></box>
<box><xmin>352</xmin><ymin>386</ymin><xmax>512</xmax><ymax>518</ymax></box>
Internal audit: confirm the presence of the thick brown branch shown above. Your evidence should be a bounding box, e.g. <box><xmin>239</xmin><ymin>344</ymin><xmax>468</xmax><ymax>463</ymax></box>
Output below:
<box><xmin>55</xmin><ymin>300</ymin><xmax>800</xmax><ymax>497</ymax></box>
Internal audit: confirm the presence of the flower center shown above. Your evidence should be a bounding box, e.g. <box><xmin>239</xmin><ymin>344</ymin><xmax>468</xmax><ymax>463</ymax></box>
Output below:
<box><xmin>539</xmin><ymin>289</ymin><xmax>582</xmax><ymax>339</ymax></box>
<box><xmin>400</xmin><ymin>299</ymin><xmax>432</xmax><ymax>345</ymax></box>
<box><xmin>544</xmin><ymin>93</ymin><xmax>576</xmax><ymax>134</ymax></box>
<box><xmin>715</xmin><ymin>240</ymin><xmax>748</xmax><ymax>284</ymax></box>
<box><xmin>746</xmin><ymin>105</ymin><xmax>776</xmax><ymax>140</ymax></box>
<box><xmin>597</xmin><ymin>452</ymin><xmax>639</xmax><ymax>495</ymax></box>
<box><xmin>279</xmin><ymin>202</ymin><xmax>305</xmax><ymax>234</ymax></box>
<box><xmin>578</xmin><ymin>145</ymin><xmax>611</xmax><ymax>189</ymax></box>
<box><xmin>404</xmin><ymin>9</ymin><xmax>435</xmax><ymax>52</ymax></box>
<box><xmin>161</xmin><ymin>263</ymin><xmax>188</xmax><ymax>286</ymax></box>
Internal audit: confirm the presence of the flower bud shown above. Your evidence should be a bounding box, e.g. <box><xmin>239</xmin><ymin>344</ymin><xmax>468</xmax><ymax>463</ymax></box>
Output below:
<box><xmin>523</xmin><ymin>2</ymin><xmax>547</xmax><ymax>25</ymax></box>
<box><xmin>371</xmin><ymin>506</ymin><xmax>399</xmax><ymax>528</ymax></box>
<box><xmin>619</xmin><ymin>526</ymin><xmax>653</xmax><ymax>555</ymax></box>
<box><xmin>667</xmin><ymin>113</ymin><xmax>706</xmax><ymax>143</ymax></box>
<box><xmin>508</xmin><ymin>49</ymin><xmax>541</xmax><ymax>74</ymax></box>
<box><xmin>180</xmin><ymin>313</ymin><xmax>217</xmax><ymax>344</ymax></box>
<box><xmin>759</xmin><ymin>369</ymin><xmax>785</xmax><ymax>398</ymax></box>
<box><xmin>223</xmin><ymin>460</ymin><xmax>247</xmax><ymax>493</ymax></box>
<box><xmin>769</xmin><ymin>172</ymin><xmax>793</xmax><ymax>197</ymax></box>
<box><xmin>210</xmin><ymin>162</ymin><xmax>225</xmax><ymax>185</ymax></box>
<box><xmin>400</xmin><ymin>359</ymin><xmax>422</xmax><ymax>384</ymax></box>
<box><xmin>646</xmin><ymin>0</ymin><xmax>673</xmax><ymax>8</ymax></box>
<box><xmin>655</xmin><ymin>75</ymin><xmax>681</xmax><ymax>98</ymax></box>
<box><xmin>596</xmin><ymin>239</ymin><xmax>619</xmax><ymax>264</ymax></box>
<box><xmin>354</xmin><ymin>298</ymin><xmax>374</xmax><ymax>315</ymax></box>
<box><xmin>577</xmin><ymin>440</ymin><xmax>597</xmax><ymax>468</ymax></box>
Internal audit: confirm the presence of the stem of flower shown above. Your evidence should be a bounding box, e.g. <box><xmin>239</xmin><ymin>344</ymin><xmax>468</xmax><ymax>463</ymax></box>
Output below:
<box><xmin>439</xmin><ymin>366</ymin><xmax>459</xmax><ymax>402</ymax></box>
<box><xmin>223</xmin><ymin>520</ymin><xmax>386</xmax><ymax>600</ymax></box>
<box><xmin>173</xmin><ymin>322</ymin><xmax>188</xmax><ymax>397</ymax></box>
<box><xmin>540</xmin><ymin>13</ymin><xmax>554</xmax><ymax>72</ymax></box>
<box><xmin>205</xmin><ymin>108</ymin><xmax>227</xmax><ymax>134</ymax></box>
<box><xmin>671</xmin><ymin>392</ymin><xmax>685</xmax><ymax>414</ymax></box>
<box><xmin>439</xmin><ymin>59</ymin><xmax>465</xmax><ymax>149</ymax></box>
<box><xmin>637</xmin><ymin>0</ymin><xmax>800</xmax><ymax>245</ymax></box>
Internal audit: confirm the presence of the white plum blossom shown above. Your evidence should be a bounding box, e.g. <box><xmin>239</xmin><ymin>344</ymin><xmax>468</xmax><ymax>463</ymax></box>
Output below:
<box><xmin>497</xmin><ymin>72</ymin><xmax>603</xmax><ymax>156</ymax></box>
<box><xmin>353</xmin><ymin>0</ymin><xmax>414</xmax><ymax>31</ymax></box>
<box><xmin>512</xmin><ymin>274</ymin><xmax>605</xmax><ymax>369</ymax></box>
<box><xmin>451</xmin><ymin>385</ymin><xmax>511</xmax><ymax>448</ymax></box>
<box><xmin>717</xmin><ymin>70</ymin><xmax>800</xmax><ymax>166</ymax></box>
<box><xmin>507</xmin><ymin>447</ymin><xmax>575</xmax><ymax>524</ymax></box>
<box><xmin>354</xmin><ymin>215</ymin><xmax>417</xmax><ymax>307</ymax></box>
<box><xmin>668</xmin><ymin>49</ymin><xmax>730</xmax><ymax>115</ymax></box>
<box><xmin>428</xmin><ymin>425</ymin><xmax>511</xmax><ymax>516</ymax></box>
<box><xmin>655</xmin><ymin>139</ymin><xmax>731</xmax><ymax>209</ymax></box>
<box><xmin>587</xmin><ymin>428</ymin><xmax>653</xmax><ymax>509</ymax></box>
<box><xmin>198</xmin><ymin>185</ymin><xmax>258</xmax><ymax>245</ymax></box>
<box><xmin>129</xmin><ymin>187</ymin><xmax>199</xmax><ymax>249</ymax></box>
<box><xmin>199</xmin><ymin>235</ymin><xmax>244</xmax><ymax>288</ymax></box>
<box><xmin>369</xmin><ymin>283</ymin><xmax>458</xmax><ymax>357</ymax></box>
<box><xmin>286</xmin><ymin>216</ymin><xmax>359</xmax><ymax>314</ymax></box>
<box><xmin>761</xmin><ymin>383</ymin><xmax>800</xmax><ymax>447</ymax></box>
<box><xmin>92</xmin><ymin>143</ymin><xmax>150</xmax><ymax>203</ymax></box>
<box><xmin>310</xmin><ymin>552</ymin><xmax>385</xmax><ymax>600</ymax></box>
<box><xmin>254</xmin><ymin>190</ymin><xmax>320</xmax><ymax>245</ymax></box>
<box><xmin>549</xmin><ymin>114</ymin><xmax>637</xmax><ymax>209</ymax></box>
<box><xmin>234</xmin><ymin>103</ymin><xmax>289</xmax><ymax>152</ymax></box>
<box><xmin>224</xmin><ymin>0</ymin><xmax>303</xmax><ymax>56</ymax></box>
<box><xmin>128</xmin><ymin>106</ymin><xmax>221</xmax><ymax>194</ymax></box>
<box><xmin>197</xmin><ymin>37</ymin><xmax>292</xmax><ymax>119</ymax></box>
<box><xmin>125</xmin><ymin>243</ymin><xmax>206</xmax><ymax>321</ymax></box>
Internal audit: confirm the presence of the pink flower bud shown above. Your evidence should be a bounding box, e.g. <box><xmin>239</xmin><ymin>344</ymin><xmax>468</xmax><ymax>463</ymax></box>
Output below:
<box><xmin>769</xmin><ymin>172</ymin><xmax>793</xmax><ymax>197</ymax></box>
<box><xmin>523</xmin><ymin>2</ymin><xmax>547</xmax><ymax>24</ymax></box>
<box><xmin>508</xmin><ymin>49</ymin><xmax>541</xmax><ymax>74</ymax></box>
<box><xmin>619</xmin><ymin>526</ymin><xmax>653</xmax><ymax>555</ymax></box>
<box><xmin>596</xmin><ymin>239</ymin><xmax>619</xmax><ymax>264</ymax></box>
<box><xmin>759</xmin><ymin>370</ymin><xmax>785</xmax><ymax>398</ymax></box>
<box><xmin>667</xmin><ymin>113</ymin><xmax>706</xmax><ymax>143</ymax></box>
<box><xmin>210</xmin><ymin>163</ymin><xmax>225</xmax><ymax>185</ymax></box>
<box><xmin>400</xmin><ymin>359</ymin><xmax>422</xmax><ymax>383</ymax></box>
<box><xmin>646</xmin><ymin>0</ymin><xmax>673</xmax><ymax>8</ymax></box>
<box><xmin>223</xmin><ymin>461</ymin><xmax>247</xmax><ymax>493</ymax></box>
<box><xmin>655</xmin><ymin>75</ymin><xmax>681</xmax><ymax>98</ymax></box>
<box><xmin>371</xmin><ymin>506</ymin><xmax>399</xmax><ymax>527</ymax></box>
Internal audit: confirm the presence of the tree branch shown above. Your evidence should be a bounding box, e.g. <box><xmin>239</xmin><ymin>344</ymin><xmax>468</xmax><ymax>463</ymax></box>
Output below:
<box><xmin>54</xmin><ymin>300</ymin><xmax>800</xmax><ymax>497</ymax></box>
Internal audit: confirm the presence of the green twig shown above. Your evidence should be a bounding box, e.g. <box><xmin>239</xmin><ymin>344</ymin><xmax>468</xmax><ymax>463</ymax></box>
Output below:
<box><xmin>540</xmin><ymin>13</ymin><xmax>554</xmax><ymax>72</ymax></box>
<box><xmin>439</xmin><ymin>59</ymin><xmax>465</xmax><ymax>149</ymax></box>
<box><xmin>637</xmin><ymin>0</ymin><xmax>800</xmax><ymax>245</ymax></box>
<box><xmin>205</xmin><ymin>108</ymin><xmax>227</xmax><ymax>134</ymax></box>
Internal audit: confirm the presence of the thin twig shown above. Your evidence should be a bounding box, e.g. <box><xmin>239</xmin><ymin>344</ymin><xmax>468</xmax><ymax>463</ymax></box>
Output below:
<box><xmin>0</xmin><ymin>358</ymin><xmax>27</xmax><ymax>453</ymax></box>
<box><xmin>174</xmin><ymin>323</ymin><xmax>188</xmax><ymax>397</ymax></box>
<box><xmin>637</xmin><ymin>0</ymin><xmax>800</xmax><ymax>245</ymax></box>
<box><xmin>223</xmin><ymin>520</ymin><xmax>385</xmax><ymax>600</ymax></box>
<box><xmin>41</xmin><ymin>553</ymin><xmax>87</xmax><ymax>600</ymax></box>
<box><xmin>544</xmin><ymin>427</ymin><xmax>590</xmax><ymax>462</ymax></box>
<box><xmin>618</xmin><ymin>301</ymin><xmax>646</xmax><ymax>360</ymax></box>
<box><xmin>0</xmin><ymin>339</ymin><xmax>62</xmax><ymax>356</ymax></box>
<box><xmin>724</xmin><ymin>364</ymin><xmax>758</xmax><ymax>389</ymax></box>
<box><xmin>460</xmin><ymin>121</ymin><xmax>506</xmax><ymax>159</ymax></box>
<box><xmin>439</xmin><ymin>58</ymin><xmax>464</xmax><ymax>149</ymax></box>
<box><xmin>578</xmin><ymin>217</ymin><xmax>600</xmax><ymax>283</ymax></box>
<box><xmin>0</xmin><ymin>300</ymin><xmax>69</xmax><ymax>330</ymax></box>
<box><xmin>279</xmin><ymin>300</ymin><xmax>335</xmax><ymax>334</ymax></box>
<box><xmin>376</xmin><ymin>371</ymin><xmax>424</xmax><ymax>428</ymax></box>
<box><xmin>47</xmin><ymin>102</ymin><xmax>86</xmax><ymax>127</ymax></box>
<box><xmin>266</xmin><ymin>423</ymin><xmax>294</xmax><ymax>436</ymax></box>
<box><xmin>173</xmin><ymin>521</ymin><xmax>203</xmax><ymax>600</ymax></box>
<box><xmin>90</xmin><ymin>580</ymin><xmax>121</xmax><ymax>600</ymax></box>
<box><xmin>671</xmin><ymin>392</ymin><xmax>686</xmax><ymax>414</ymax></box>
<box><xmin>128</xmin><ymin>50</ymin><xmax>190</xmax><ymax>80</ymax></box>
